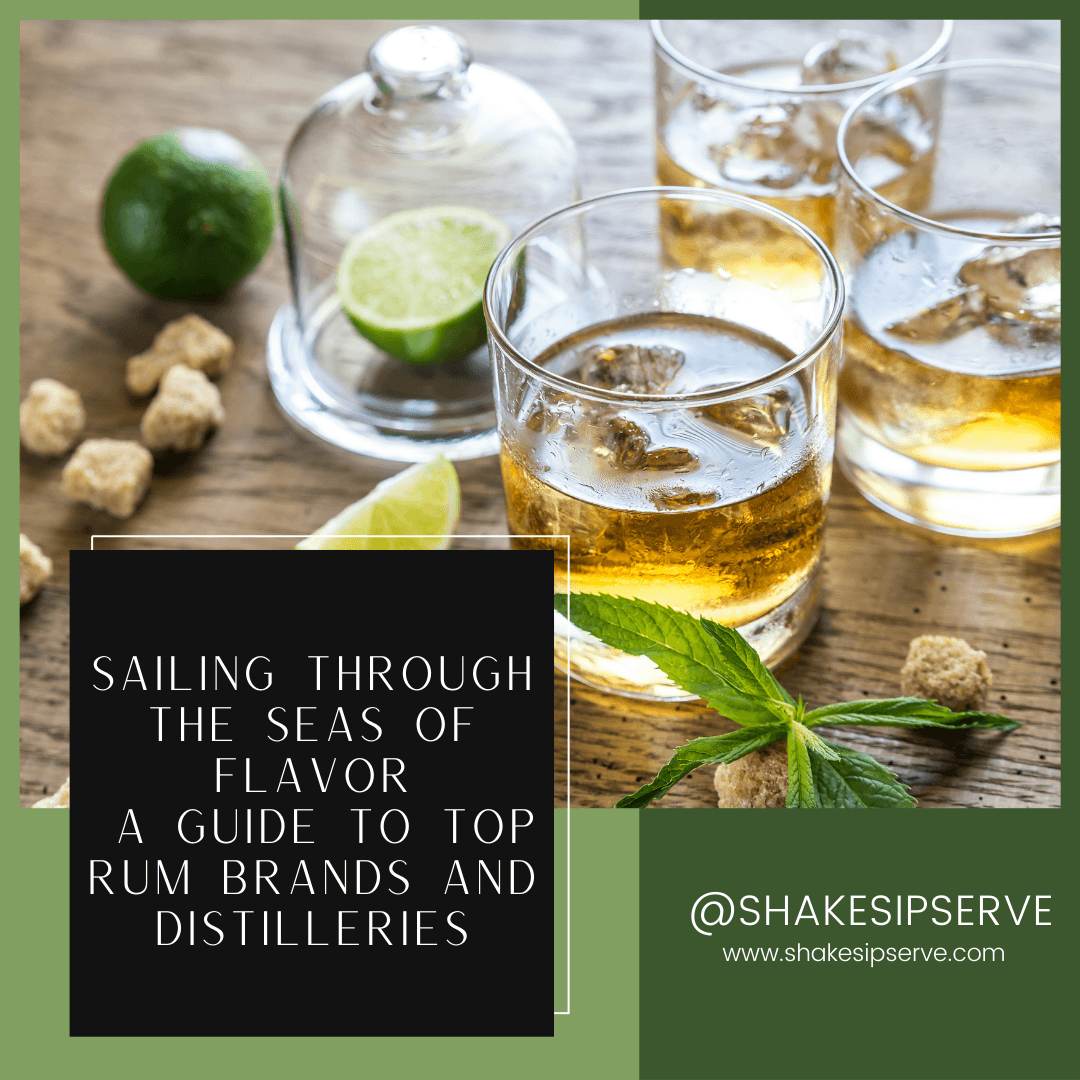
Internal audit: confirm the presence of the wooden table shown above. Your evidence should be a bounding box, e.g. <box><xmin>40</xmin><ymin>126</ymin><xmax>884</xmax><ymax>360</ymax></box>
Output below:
<box><xmin>19</xmin><ymin>20</ymin><xmax>1060</xmax><ymax>807</ymax></box>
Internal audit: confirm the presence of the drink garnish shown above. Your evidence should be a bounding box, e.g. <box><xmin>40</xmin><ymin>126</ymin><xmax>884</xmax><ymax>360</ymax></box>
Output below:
<box><xmin>337</xmin><ymin>206</ymin><xmax>510</xmax><ymax>365</ymax></box>
<box><xmin>297</xmin><ymin>456</ymin><xmax>460</xmax><ymax>550</ymax></box>
<box><xmin>555</xmin><ymin>591</ymin><xmax>1021</xmax><ymax>808</ymax></box>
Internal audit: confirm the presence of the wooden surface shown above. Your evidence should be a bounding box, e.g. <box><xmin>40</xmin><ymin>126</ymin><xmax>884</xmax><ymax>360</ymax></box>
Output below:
<box><xmin>19</xmin><ymin>20</ymin><xmax>1061</xmax><ymax>808</ymax></box>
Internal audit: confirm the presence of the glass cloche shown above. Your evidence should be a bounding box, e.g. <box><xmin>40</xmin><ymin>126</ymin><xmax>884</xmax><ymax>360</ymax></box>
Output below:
<box><xmin>268</xmin><ymin>25</ymin><xmax>580</xmax><ymax>461</ymax></box>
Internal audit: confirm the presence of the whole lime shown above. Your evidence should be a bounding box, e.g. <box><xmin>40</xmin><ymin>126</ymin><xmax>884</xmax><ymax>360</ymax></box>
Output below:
<box><xmin>101</xmin><ymin>128</ymin><xmax>275</xmax><ymax>300</ymax></box>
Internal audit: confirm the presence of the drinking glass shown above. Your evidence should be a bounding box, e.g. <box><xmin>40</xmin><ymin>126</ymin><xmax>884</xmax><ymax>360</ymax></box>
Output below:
<box><xmin>652</xmin><ymin>20</ymin><xmax>952</xmax><ymax>246</ymax></box>
<box><xmin>484</xmin><ymin>187</ymin><xmax>844</xmax><ymax>699</ymax></box>
<box><xmin>834</xmin><ymin>60</ymin><xmax>1060</xmax><ymax>536</ymax></box>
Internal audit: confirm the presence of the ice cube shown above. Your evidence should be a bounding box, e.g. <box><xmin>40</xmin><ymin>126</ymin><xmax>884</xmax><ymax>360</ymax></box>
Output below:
<box><xmin>801</xmin><ymin>31</ymin><xmax>898</xmax><ymax>86</ymax></box>
<box><xmin>958</xmin><ymin>245</ymin><xmax>1061</xmax><ymax>323</ymax></box>
<box><xmin>590</xmin><ymin>416</ymin><xmax>698</xmax><ymax>473</ymax></box>
<box><xmin>525</xmin><ymin>401</ymin><xmax>555</xmax><ymax>433</ymax></box>
<box><xmin>641</xmin><ymin>446</ymin><xmax>698</xmax><ymax>471</ymax></box>
<box><xmin>1002</xmin><ymin>213</ymin><xmax>1060</xmax><ymax>235</ymax></box>
<box><xmin>884</xmin><ymin>211</ymin><xmax>1061</xmax><ymax>341</ymax></box>
<box><xmin>691</xmin><ymin>87</ymin><xmax>720</xmax><ymax>114</ymax></box>
<box><xmin>593</xmin><ymin>415</ymin><xmax>650</xmax><ymax>469</ymax></box>
<box><xmin>699</xmin><ymin>390</ymin><xmax>793</xmax><ymax>452</ymax></box>
<box><xmin>575</xmin><ymin>343</ymin><xmax>685</xmax><ymax>394</ymax></box>
<box><xmin>649</xmin><ymin>486</ymin><xmax>715</xmax><ymax>510</ymax></box>
<box><xmin>711</xmin><ymin>103</ymin><xmax>834</xmax><ymax>189</ymax></box>
<box><xmin>985</xmin><ymin>317</ymin><xmax>1061</xmax><ymax>349</ymax></box>
<box><xmin>844</xmin><ymin>115</ymin><xmax>926</xmax><ymax>187</ymax></box>
<box><xmin>842</xmin><ymin>82</ymin><xmax>933</xmax><ymax>191</ymax></box>
<box><xmin>885</xmin><ymin>285</ymin><xmax>988</xmax><ymax>342</ymax></box>
<box><xmin>524</xmin><ymin>391</ymin><xmax>575</xmax><ymax>433</ymax></box>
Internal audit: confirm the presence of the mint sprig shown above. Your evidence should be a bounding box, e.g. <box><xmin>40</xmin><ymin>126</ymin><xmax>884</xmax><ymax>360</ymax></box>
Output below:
<box><xmin>553</xmin><ymin>592</ymin><xmax>794</xmax><ymax>726</ymax></box>
<box><xmin>804</xmin><ymin>697</ymin><xmax>1018</xmax><ymax>731</ymax></box>
<box><xmin>787</xmin><ymin>726</ymin><xmax>816</xmax><ymax>809</ymax></box>
<box><xmin>556</xmin><ymin>592</ymin><xmax>1021</xmax><ymax>809</ymax></box>
<box><xmin>614</xmin><ymin>726</ymin><xmax>787</xmax><ymax>808</ymax></box>
<box><xmin>810</xmin><ymin>742</ymin><xmax>917</xmax><ymax>808</ymax></box>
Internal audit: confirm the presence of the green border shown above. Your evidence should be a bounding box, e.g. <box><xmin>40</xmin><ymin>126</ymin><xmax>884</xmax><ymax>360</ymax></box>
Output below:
<box><xmin>13</xmin><ymin>10</ymin><xmax>1066</xmax><ymax>1080</ymax></box>
<box><xmin>28</xmin><ymin>3</ymin><xmax>637</xmax><ymax>16</ymax></box>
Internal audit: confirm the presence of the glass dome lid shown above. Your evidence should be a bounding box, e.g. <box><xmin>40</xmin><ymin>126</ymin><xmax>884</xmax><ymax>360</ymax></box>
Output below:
<box><xmin>267</xmin><ymin>24</ymin><xmax>580</xmax><ymax>461</ymax></box>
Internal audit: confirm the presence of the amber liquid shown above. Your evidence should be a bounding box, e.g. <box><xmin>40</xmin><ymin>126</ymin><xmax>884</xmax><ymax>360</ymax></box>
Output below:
<box><xmin>501</xmin><ymin>313</ymin><xmax>829</xmax><ymax>635</ymax></box>
<box><xmin>503</xmin><ymin>447</ymin><xmax>827</xmax><ymax>628</ymax></box>
<box><xmin>835</xmin><ymin>210</ymin><xmax>1059</xmax><ymax>535</ymax></box>
<box><xmin>657</xmin><ymin>94</ymin><xmax>933</xmax><ymax>250</ymax></box>
<box><xmin>840</xmin><ymin>320</ymin><xmax>1060</xmax><ymax>472</ymax></box>
<box><xmin>839</xmin><ymin>215</ymin><xmax>1060</xmax><ymax>473</ymax></box>
<box><xmin>658</xmin><ymin>143</ymin><xmax>837</xmax><ymax>250</ymax></box>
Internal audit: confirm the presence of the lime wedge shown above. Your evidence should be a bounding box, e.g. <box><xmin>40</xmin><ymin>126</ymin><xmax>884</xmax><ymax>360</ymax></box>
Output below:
<box><xmin>296</xmin><ymin>456</ymin><xmax>460</xmax><ymax>550</ymax></box>
<box><xmin>337</xmin><ymin>206</ymin><xmax>510</xmax><ymax>365</ymax></box>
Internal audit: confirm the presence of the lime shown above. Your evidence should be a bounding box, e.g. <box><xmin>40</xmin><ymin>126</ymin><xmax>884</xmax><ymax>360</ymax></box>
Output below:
<box><xmin>296</xmin><ymin>456</ymin><xmax>461</xmax><ymax>550</ymax></box>
<box><xmin>337</xmin><ymin>206</ymin><xmax>510</xmax><ymax>365</ymax></box>
<box><xmin>101</xmin><ymin>128</ymin><xmax>275</xmax><ymax>300</ymax></box>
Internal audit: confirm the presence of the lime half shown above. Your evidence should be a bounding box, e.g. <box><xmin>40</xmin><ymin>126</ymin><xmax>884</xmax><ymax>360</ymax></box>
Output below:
<box><xmin>337</xmin><ymin>206</ymin><xmax>510</xmax><ymax>365</ymax></box>
<box><xmin>296</xmin><ymin>456</ymin><xmax>460</xmax><ymax>550</ymax></box>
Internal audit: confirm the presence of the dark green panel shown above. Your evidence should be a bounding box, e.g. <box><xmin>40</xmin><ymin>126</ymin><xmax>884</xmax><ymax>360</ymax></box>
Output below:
<box><xmin>640</xmin><ymin>810</ymin><xmax>1074</xmax><ymax>1080</ymax></box>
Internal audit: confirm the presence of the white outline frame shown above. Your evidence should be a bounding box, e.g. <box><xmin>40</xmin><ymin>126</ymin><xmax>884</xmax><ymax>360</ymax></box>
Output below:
<box><xmin>90</xmin><ymin>532</ymin><xmax>574</xmax><ymax>1017</ymax></box>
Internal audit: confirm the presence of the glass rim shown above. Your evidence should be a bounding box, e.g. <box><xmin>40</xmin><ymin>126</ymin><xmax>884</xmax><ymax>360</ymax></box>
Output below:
<box><xmin>482</xmin><ymin>185</ymin><xmax>845</xmax><ymax>407</ymax></box>
<box><xmin>837</xmin><ymin>58</ymin><xmax>1062</xmax><ymax>243</ymax></box>
<box><xmin>651</xmin><ymin>19</ymin><xmax>954</xmax><ymax>97</ymax></box>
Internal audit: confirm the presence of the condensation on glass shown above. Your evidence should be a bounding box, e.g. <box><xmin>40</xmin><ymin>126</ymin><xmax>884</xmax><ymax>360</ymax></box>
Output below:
<box><xmin>485</xmin><ymin>187</ymin><xmax>844</xmax><ymax>699</ymax></box>
<box><xmin>834</xmin><ymin>60</ymin><xmax>1060</xmax><ymax>536</ymax></box>
<box><xmin>652</xmin><ymin>20</ymin><xmax>952</xmax><ymax>246</ymax></box>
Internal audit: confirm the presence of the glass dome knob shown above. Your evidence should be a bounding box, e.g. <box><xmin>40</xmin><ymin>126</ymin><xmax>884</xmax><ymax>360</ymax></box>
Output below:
<box><xmin>368</xmin><ymin>25</ymin><xmax>473</xmax><ymax>100</ymax></box>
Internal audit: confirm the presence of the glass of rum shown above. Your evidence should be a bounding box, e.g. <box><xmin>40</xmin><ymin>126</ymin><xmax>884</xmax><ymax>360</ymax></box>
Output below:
<box><xmin>484</xmin><ymin>188</ymin><xmax>844</xmax><ymax>699</ymax></box>
<box><xmin>834</xmin><ymin>61</ymin><xmax>1060</xmax><ymax>536</ymax></box>
<box><xmin>652</xmin><ymin>20</ymin><xmax>952</xmax><ymax>246</ymax></box>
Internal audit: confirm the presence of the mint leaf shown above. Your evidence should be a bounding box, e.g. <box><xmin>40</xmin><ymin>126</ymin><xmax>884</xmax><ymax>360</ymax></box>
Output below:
<box><xmin>805</xmin><ymin>697</ymin><xmax>1022</xmax><ymax>732</ymax></box>
<box><xmin>555</xmin><ymin>590</ymin><xmax>1022</xmax><ymax>809</ymax></box>
<box><xmin>792</xmin><ymin>720</ymin><xmax>838</xmax><ymax>761</ymax></box>
<box><xmin>810</xmin><ymin>741</ymin><xmax>916</xmax><ymax>808</ymax></box>
<box><xmin>555</xmin><ymin>593</ymin><xmax>793</xmax><ymax>725</ymax></box>
<box><xmin>787</xmin><ymin>727</ymin><xmax>816</xmax><ymax>808</ymax></box>
<box><xmin>614</xmin><ymin>726</ymin><xmax>787</xmax><ymax>808</ymax></box>
<box><xmin>698</xmin><ymin>616</ymin><xmax>796</xmax><ymax>706</ymax></box>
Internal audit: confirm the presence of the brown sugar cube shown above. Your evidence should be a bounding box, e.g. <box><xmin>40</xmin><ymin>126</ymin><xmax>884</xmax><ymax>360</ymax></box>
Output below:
<box><xmin>32</xmin><ymin>777</ymin><xmax>70</xmax><ymax>808</ymax></box>
<box><xmin>140</xmin><ymin>365</ymin><xmax>225</xmax><ymax>451</ymax></box>
<box><xmin>714</xmin><ymin>741</ymin><xmax>788</xmax><ymax>808</ymax></box>
<box><xmin>19</xmin><ymin>378</ymin><xmax>86</xmax><ymax>456</ymax></box>
<box><xmin>20</xmin><ymin>533</ymin><xmax>53</xmax><ymax>605</ymax></box>
<box><xmin>900</xmin><ymin>634</ymin><xmax>993</xmax><ymax>712</ymax></box>
<box><xmin>61</xmin><ymin>438</ymin><xmax>153</xmax><ymax>518</ymax></box>
<box><xmin>126</xmin><ymin>313</ymin><xmax>234</xmax><ymax>396</ymax></box>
